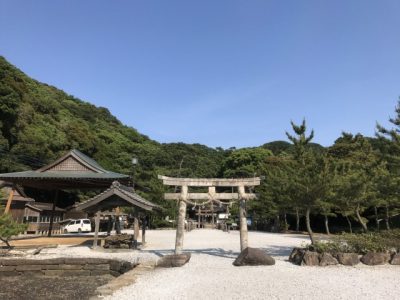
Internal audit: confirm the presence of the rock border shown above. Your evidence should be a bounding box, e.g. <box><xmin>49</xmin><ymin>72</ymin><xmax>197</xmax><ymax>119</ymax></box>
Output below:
<box><xmin>289</xmin><ymin>248</ymin><xmax>400</xmax><ymax>266</ymax></box>
<box><xmin>0</xmin><ymin>257</ymin><xmax>136</xmax><ymax>277</ymax></box>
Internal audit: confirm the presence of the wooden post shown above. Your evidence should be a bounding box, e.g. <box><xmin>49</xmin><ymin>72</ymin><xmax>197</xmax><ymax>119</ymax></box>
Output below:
<box><xmin>141</xmin><ymin>217</ymin><xmax>146</xmax><ymax>245</ymax></box>
<box><xmin>226</xmin><ymin>204</ymin><xmax>230</xmax><ymax>233</ymax></box>
<box><xmin>211</xmin><ymin>202</ymin><xmax>215</xmax><ymax>227</ymax></box>
<box><xmin>134</xmin><ymin>217</ymin><xmax>139</xmax><ymax>243</ymax></box>
<box><xmin>4</xmin><ymin>187</ymin><xmax>15</xmax><ymax>214</ymax></box>
<box><xmin>93</xmin><ymin>211</ymin><xmax>100</xmax><ymax>248</ymax></box>
<box><xmin>238</xmin><ymin>185</ymin><xmax>248</xmax><ymax>251</ymax></box>
<box><xmin>48</xmin><ymin>190</ymin><xmax>59</xmax><ymax>237</ymax></box>
<box><xmin>198</xmin><ymin>207</ymin><xmax>201</xmax><ymax>228</ymax></box>
<box><xmin>175</xmin><ymin>185</ymin><xmax>188</xmax><ymax>254</ymax></box>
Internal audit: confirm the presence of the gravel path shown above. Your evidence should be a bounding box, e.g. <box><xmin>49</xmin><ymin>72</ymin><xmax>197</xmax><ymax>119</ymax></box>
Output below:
<box><xmin>100</xmin><ymin>229</ymin><xmax>400</xmax><ymax>300</ymax></box>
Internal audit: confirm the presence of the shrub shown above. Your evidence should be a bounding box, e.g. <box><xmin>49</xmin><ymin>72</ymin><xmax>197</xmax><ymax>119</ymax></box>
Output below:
<box><xmin>0</xmin><ymin>214</ymin><xmax>27</xmax><ymax>249</ymax></box>
<box><xmin>305</xmin><ymin>230</ymin><xmax>400</xmax><ymax>254</ymax></box>
<box><xmin>151</xmin><ymin>219</ymin><xmax>173</xmax><ymax>229</ymax></box>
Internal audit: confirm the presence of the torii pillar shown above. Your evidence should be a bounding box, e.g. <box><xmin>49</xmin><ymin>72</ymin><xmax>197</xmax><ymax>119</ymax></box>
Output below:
<box><xmin>158</xmin><ymin>176</ymin><xmax>260</xmax><ymax>255</ymax></box>
<box><xmin>238</xmin><ymin>185</ymin><xmax>248</xmax><ymax>251</ymax></box>
<box><xmin>175</xmin><ymin>185</ymin><xmax>188</xmax><ymax>254</ymax></box>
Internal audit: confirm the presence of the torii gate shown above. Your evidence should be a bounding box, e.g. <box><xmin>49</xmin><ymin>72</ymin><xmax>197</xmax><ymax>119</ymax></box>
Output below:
<box><xmin>158</xmin><ymin>176</ymin><xmax>260</xmax><ymax>254</ymax></box>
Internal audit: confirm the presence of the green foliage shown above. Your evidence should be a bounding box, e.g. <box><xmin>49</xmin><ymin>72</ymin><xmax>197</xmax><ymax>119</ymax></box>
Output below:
<box><xmin>1</xmin><ymin>56</ymin><xmax>400</xmax><ymax>235</ymax></box>
<box><xmin>151</xmin><ymin>219</ymin><xmax>174</xmax><ymax>229</ymax></box>
<box><xmin>0</xmin><ymin>214</ymin><xmax>27</xmax><ymax>248</ymax></box>
<box><xmin>307</xmin><ymin>230</ymin><xmax>400</xmax><ymax>254</ymax></box>
<box><xmin>0</xmin><ymin>57</ymin><xmax>225</xmax><ymax>222</ymax></box>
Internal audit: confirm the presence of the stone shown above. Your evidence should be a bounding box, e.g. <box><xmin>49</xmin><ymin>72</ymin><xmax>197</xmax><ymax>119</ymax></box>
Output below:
<box><xmin>336</xmin><ymin>253</ymin><xmax>360</xmax><ymax>266</ymax></box>
<box><xmin>289</xmin><ymin>248</ymin><xmax>306</xmax><ymax>265</ymax></box>
<box><xmin>233</xmin><ymin>247</ymin><xmax>275</xmax><ymax>266</ymax></box>
<box><xmin>0</xmin><ymin>258</ymin><xmax>66</xmax><ymax>266</ymax></box>
<box><xmin>119</xmin><ymin>261</ymin><xmax>134</xmax><ymax>274</ymax></box>
<box><xmin>0</xmin><ymin>259</ymin><xmax>31</xmax><ymax>266</ymax></box>
<box><xmin>157</xmin><ymin>253</ymin><xmax>191</xmax><ymax>268</ymax></box>
<box><xmin>319</xmin><ymin>253</ymin><xmax>338</xmax><ymax>266</ymax></box>
<box><xmin>109</xmin><ymin>260</ymin><xmax>135</xmax><ymax>273</ymax></box>
<box><xmin>301</xmin><ymin>251</ymin><xmax>319</xmax><ymax>266</ymax></box>
<box><xmin>0</xmin><ymin>266</ymin><xmax>16</xmax><ymax>271</ymax></box>
<box><xmin>43</xmin><ymin>270</ymin><xmax>64</xmax><ymax>276</ymax></box>
<box><xmin>361</xmin><ymin>252</ymin><xmax>391</xmax><ymax>266</ymax></box>
<box><xmin>0</xmin><ymin>271</ymin><xmax>20</xmax><ymax>276</ymax></box>
<box><xmin>104</xmin><ymin>234</ymin><xmax>135</xmax><ymax>249</ymax></box>
<box><xmin>44</xmin><ymin>270</ymin><xmax>91</xmax><ymax>276</ymax></box>
<box><xmin>42</xmin><ymin>264</ymin><xmax>61</xmax><ymax>270</ymax></box>
<box><xmin>109</xmin><ymin>270</ymin><xmax>121</xmax><ymax>277</ymax></box>
<box><xmin>23</xmin><ymin>271</ymin><xmax>44</xmax><ymax>276</ymax></box>
<box><xmin>390</xmin><ymin>253</ymin><xmax>400</xmax><ymax>265</ymax></box>
<box><xmin>16</xmin><ymin>265</ymin><xmax>43</xmax><ymax>271</ymax></box>
<box><xmin>59</xmin><ymin>264</ymin><xmax>83</xmax><ymax>270</ymax></box>
<box><xmin>31</xmin><ymin>258</ymin><xmax>65</xmax><ymax>265</ymax></box>
<box><xmin>62</xmin><ymin>270</ymin><xmax>91</xmax><ymax>276</ymax></box>
<box><xmin>84</xmin><ymin>264</ymin><xmax>110</xmax><ymax>270</ymax></box>
<box><xmin>90</xmin><ymin>270</ymin><xmax>111</xmax><ymax>276</ymax></box>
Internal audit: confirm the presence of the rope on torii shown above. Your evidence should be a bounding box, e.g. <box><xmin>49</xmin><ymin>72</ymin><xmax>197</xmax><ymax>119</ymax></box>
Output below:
<box><xmin>158</xmin><ymin>175</ymin><xmax>261</xmax><ymax>254</ymax></box>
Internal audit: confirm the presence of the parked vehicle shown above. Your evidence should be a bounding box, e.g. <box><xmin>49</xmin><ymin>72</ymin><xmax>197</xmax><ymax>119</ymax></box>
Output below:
<box><xmin>63</xmin><ymin>219</ymin><xmax>92</xmax><ymax>233</ymax></box>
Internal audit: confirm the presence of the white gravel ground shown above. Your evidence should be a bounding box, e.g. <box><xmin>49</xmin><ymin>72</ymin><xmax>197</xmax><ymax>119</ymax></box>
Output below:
<box><xmin>37</xmin><ymin>229</ymin><xmax>400</xmax><ymax>300</ymax></box>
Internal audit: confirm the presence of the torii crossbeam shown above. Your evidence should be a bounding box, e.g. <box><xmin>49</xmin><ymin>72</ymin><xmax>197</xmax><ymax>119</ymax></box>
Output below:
<box><xmin>158</xmin><ymin>175</ymin><xmax>261</xmax><ymax>254</ymax></box>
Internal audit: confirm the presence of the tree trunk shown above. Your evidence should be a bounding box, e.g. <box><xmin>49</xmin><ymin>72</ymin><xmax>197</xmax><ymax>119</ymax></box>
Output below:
<box><xmin>283</xmin><ymin>210</ymin><xmax>288</xmax><ymax>231</ymax></box>
<box><xmin>0</xmin><ymin>237</ymin><xmax>11</xmax><ymax>249</ymax></box>
<box><xmin>345</xmin><ymin>216</ymin><xmax>353</xmax><ymax>234</ymax></box>
<box><xmin>273</xmin><ymin>215</ymin><xmax>280</xmax><ymax>233</ymax></box>
<box><xmin>355</xmin><ymin>205</ymin><xmax>368</xmax><ymax>233</ymax></box>
<box><xmin>374</xmin><ymin>206</ymin><xmax>380</xmax><ymax>231</ymax></box>
<box><xmin>385</xmin><ymin>205</ymin><xmax>391</xmax><ymax>230</ymax></box>
<box><xmin>295</xmin><ymin>208</ymin><xmax>300</xmax><ymax>232</ymax></box>
<box><xmin>324</xmin><ymin>215</ymin><xmax>330</xmax><ymax>235</ymax></box>
<box><xmin>305</xmin><ymin>207</ymin><xmax>315</xmax><ymax>244</ymax></box>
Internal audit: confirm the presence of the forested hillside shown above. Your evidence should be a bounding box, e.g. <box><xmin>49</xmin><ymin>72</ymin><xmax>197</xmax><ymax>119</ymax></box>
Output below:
<box><xmin>1</xmin><ymin>56</ymin><xmax>399</xmax><ymax>236</ymax></box>
<box><xmin>0</xmin><ymin>56</ymin><xmax>226</xmax><ymax>213</ymax></box>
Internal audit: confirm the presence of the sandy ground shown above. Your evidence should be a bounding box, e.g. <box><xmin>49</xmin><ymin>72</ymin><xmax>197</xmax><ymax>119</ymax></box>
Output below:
<box><xmin>8</xmin><ymin>236</ymin><xmax>92</xmax><ymax>247</ymax></box>
<box><xmin>30</xmin><ymin>229</ymin><xmax>400</xmax><ymax>300</ymax></box>
<box><xmin>108</xmin><ymin>229</ymin><xmax>400</xmax><ymax>300</ymax></box>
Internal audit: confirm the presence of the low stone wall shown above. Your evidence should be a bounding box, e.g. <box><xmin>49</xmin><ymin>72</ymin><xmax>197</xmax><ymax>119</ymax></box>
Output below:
<box><xmin>0</xmin><ymin>257</ymin><xmax>136</xmax><ymax>277</ymax></box>
<box><xmin>289</xmin><ymin>248</ymin><xmax>400</xmax><ymax>266</ymax></box>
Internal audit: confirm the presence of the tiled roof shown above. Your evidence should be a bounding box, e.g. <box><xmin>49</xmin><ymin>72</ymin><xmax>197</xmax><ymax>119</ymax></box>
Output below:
<box><xmin>0</xmin><ymin>149</ymin><xmax>129</xmax><ymax>186</ymax></box>
<box><xmin>25</xmin><ymin>202</ymin><xmax>66</xmax><ymax>212</ymax></box>
<box><xmin>76</xmin><ymin>181</ymin><xmax>159</xmax><ymax>212</ymax></box>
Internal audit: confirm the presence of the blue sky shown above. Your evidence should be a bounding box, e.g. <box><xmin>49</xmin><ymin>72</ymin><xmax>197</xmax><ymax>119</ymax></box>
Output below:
<box><xmin>1</xmin><ymin>1</ymin><xmax>399</xmax><ymax>148</ymax></box>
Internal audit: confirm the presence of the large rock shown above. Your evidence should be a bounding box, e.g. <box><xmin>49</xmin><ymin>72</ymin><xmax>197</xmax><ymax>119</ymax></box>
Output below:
<box><xmin>104</xmin><ymin>234</ymin><xmax>134</xmax><ymax>249</ymax></box>
<box><xmin>390</xmin><ymin>253</ymin><xmax>400</xmax><ymax>265</ymax></box>
<box><xmin>289</xmin><ymin>248</ymin><xmax>306</xmax><ymax>265</ymax></box>
<box><xmin>157</xmin><ymin>253</ymin><xmax>191</xmax><ymax>268</ymax></box>
<box><xmin>233</xmin><ymin>247</ymin><xmax>275</xmax><ymax>266</ymax></box>
<box><xmin>336</xmin><ymin>253</ymin><xmax>360</xmax><ymax>266</ymax></box>
<box><xmin>301</xmin><ymin>251</ymin><xmax>319</xmax><ymax>266</ymax></box>
<box><xmin>360</xmin><ymin>252</ymin><xmax>390</xmax><ymax>266</ymax></box>
<box><xmin>319</xmin><ymin>253</ymin><xmax>338</xmax><ymax>266</ymax></box>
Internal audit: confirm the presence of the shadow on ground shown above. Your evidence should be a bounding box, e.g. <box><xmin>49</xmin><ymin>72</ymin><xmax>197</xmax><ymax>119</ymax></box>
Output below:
<box><xmin>144</xmin><ymin>244</ymin><xmax>293</xmax><ymax>259</ymax></box>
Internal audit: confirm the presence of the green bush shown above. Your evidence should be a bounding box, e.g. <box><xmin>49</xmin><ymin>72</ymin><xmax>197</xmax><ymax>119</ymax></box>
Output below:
<box><xmin>306</xmin><ymin>230</ymin><xmax>400</xmax><ymax>254</ymax></box>
<box><xmin>0</xmin><ymin>214</ymin><xmax>27</xmax><ymax>249</ymax></box>
<box><xmin>151</xmin><ymin>219</ymin><xmax>174</xmax><ymax>229</ymax></box>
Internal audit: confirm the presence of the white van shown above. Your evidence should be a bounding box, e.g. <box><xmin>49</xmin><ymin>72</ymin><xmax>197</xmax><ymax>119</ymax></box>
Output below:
<box><xmin>63</xmin><ymin>219</ymin><xmax>92</xmax><ymax>233</ymax></box>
